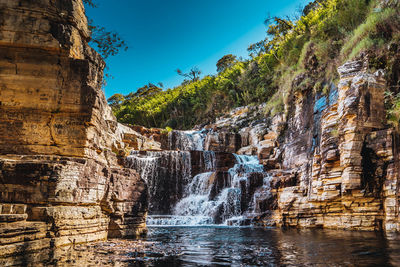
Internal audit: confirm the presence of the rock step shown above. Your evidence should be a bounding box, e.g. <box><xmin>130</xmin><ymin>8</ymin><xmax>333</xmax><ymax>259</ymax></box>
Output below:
<box><xmin>0</xmin><ymin>204</ymin><xmax>27</xmax><ymax>215</ymax></box>
<box><xmin>0</xmin><ymin>214</ymin><xmax>28</xmax><ymax>223</ymax></box>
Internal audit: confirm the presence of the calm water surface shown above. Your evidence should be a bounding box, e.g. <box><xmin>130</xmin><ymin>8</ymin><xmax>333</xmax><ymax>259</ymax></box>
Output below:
<box><xmin>142</xmin><ymin>227</ymin><xmax>400</xmax><ymax>266</ymax></box>
<box><xmin>6</xmin><ymin>227</ymin><xmax>400</xmax><ymax>266</ymax></box>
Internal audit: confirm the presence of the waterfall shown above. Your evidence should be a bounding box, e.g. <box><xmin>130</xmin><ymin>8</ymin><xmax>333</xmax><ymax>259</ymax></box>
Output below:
<box><xmin>126</xmin><ymin>151</ymin><xmax>192</xmax><ymax>214</ymax></box>
<box><xmin>172</xmin><ymin>172</ymin><xmax>216</xmax><ymax>223</ymax></box>
<box><xmin>229</xmin><ymin>154</ymin><xmax>264</xmax><ymax>186</ymax></box>
<box><xmin>168</xmin><ymin>130</ymin><xmax>207</xmax><ymax>151</ymax></box>
<box><xmin>147</xmin><ymin>154</ymin><xmax>269</xmax><ymax>226</ymax></box>
<box><xmin>200</xmin><ymin>151</ymin><xmax>216</xmax><ymax>172</ymax></box>
<box><xmin>126</xmin><ymin>152</ymin><xmax>158</xmax><ymax>183</ymax></box>
<box><xmin>125</xmin><ymin>127</ymin><xmax>271</xmax><ymax>226</ymax></box>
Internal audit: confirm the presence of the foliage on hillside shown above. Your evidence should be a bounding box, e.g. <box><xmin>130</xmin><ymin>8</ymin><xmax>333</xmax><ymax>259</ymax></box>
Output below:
<box><xmin>109</xmin><ymin>0</ymin><xmax>400</xmax><ymax>130</ymax></box>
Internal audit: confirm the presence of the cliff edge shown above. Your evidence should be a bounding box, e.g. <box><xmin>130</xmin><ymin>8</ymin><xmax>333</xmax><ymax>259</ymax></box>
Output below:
<box><xmin>0</xmin><ymin>0</ymin><xmax>148</xmax><ymax>263</ymax></box>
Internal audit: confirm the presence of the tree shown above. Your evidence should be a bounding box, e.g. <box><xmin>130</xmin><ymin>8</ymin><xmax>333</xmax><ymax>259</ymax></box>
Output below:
<box><xmin>83</xmin><ymin>0</ymin><xmax>128</xmax><ymax>59</ymax></box>
<box><xmin>122</xmin><ymin>83</ymin><xmax>163</xmax><ymax>103</ymax></box>
<box><xmin>176</xmin><ymin>67</ymin><xmax>202</xmax><ymax>84</ymax></box>
<box><xmin>302</xmin><ymin>0</ymin><xmax>325</xmax><ymax>16</ymax></box>
<box><xmin>248</xmin><ymin>40</ymin><xmax>268</xmax><ymax>57</ymax></box>
<box><xmin>216</xmin><ymin>54</ymin><xmax>237</xmax><ymax>72</ymax></box>
<box><xmin>248</xmin><ymin>15</ymin><xmax>295</xmax><ymax>58</ymax></box>
<box><xmin>107</xmin><ymin>93</ymin><xmax>125</xmax><ymax>108</ymax></box>
<box><xmin>88</xmin><ymin>21</ymin><xmax>128</xmax><ymax>59</ymax></box>
<box><xmin>83</xmin><ymin>0</ymin><xmax>97</xmax><ymax>7</ymax></box>
<box><xmin>135</xmin><ymin>83</ymin><xmax>163</xmax><ymax>98</ymax></box>
<box><xmin>265</xmin><ymin>16</ymin><xmax>294</xmax><ymax>38</ymax></box>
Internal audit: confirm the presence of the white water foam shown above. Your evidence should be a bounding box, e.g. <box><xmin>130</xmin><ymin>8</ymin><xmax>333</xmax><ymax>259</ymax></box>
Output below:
<box><xmin>147</xmin><ymin>154</ymin><xmax>267</xmax><ymax>226</ymax></box>
<box><xmin>168</xmin><ymin>130</ymin><xmax>207</xmax><ymax>151</ymax></box>
<box><xmin>146</xmin><ymin>215</ymin><xmax>214</xmax><ymax>226</ymax></box>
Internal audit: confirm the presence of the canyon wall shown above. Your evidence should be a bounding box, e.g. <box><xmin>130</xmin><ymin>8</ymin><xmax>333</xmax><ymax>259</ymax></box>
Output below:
<box><xmin>0</xmin><ymin>0</ymin><xmax>148</xmax><ymax>263</ymax></box>
<box><xmin>270</xmin><ymin>60</ymin><xmax>399</xmax><ymax>231</ymax></box>
<box><xmin>207</xmin><ymin>58</ymin><xmax>400</xmax><ymax>231</ymax></box>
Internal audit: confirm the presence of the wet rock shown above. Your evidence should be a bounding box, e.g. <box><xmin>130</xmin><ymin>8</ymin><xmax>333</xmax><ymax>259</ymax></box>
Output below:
<box><xmin>209</xmin><ymin>172</ymin><xmax>231</xmax><ymax>200</ymax></box>
<box><xmin>239</xmin><ymin>172</ymin><xmax>265</xmax><ymax>212</ymax></box>
<box><xmin>204</xmin><ymin>130</ymin><xmax>242</xmax><ymax>153</ymax></box>
<box><xmin>126</xmin><ymin>151</ymin><xmax>191</xmax><ymax>214</ymax></box>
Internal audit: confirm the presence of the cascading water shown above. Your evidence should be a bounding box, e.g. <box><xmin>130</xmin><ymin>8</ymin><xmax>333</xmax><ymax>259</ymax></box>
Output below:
<box><xmin>168</xmin><ymin>130</ymin><xmax>207</xmax><ymax>151</ymax></box>
<box><xmin>147</xmin><ymin>171</ymin><xmax>216</xmax><ymax>226</ymax></box>
<box><xmin>126</xmin><ymin>130</ymin><xmax>217</xmax><ymax>215</ymax></box>
<box><xmin>126</xmin><ymin>152</ymin><xmax>159</xmax><ymax>183</ymax></box>
<box><xmin>147</xmin><ymin>153</ymin><xmax>270</xmax><ymax>226</ymax></box>
<box><xmin>126</xmin><ymin>150</ymin><xmax>192</xmax><ymax>214</ymax></box>
<box><xmin>125</xmin><ymin>127</ymin><xmax>271</xmax><ymax>226</ymax></box>
<box><xmin>199</xmin><ymin>150</ymin><xmax>216</xmax><ymax>172</ymax></box>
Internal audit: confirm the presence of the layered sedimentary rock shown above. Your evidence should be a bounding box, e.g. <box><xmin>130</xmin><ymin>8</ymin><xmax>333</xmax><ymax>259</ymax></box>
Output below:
<box><xmin>267</xmin><ymin>60</ymin><xmax>399</xmax><ymax>231</ymax></box>
<box><xmin>217</xmin><ymin>59</ymin><xmax>400</xmax><ymax>231</ymax></box>
<box><xmin>0</xmin><ymin>0</ymin><xmax>147</xmax><ymax>262</ymax></box>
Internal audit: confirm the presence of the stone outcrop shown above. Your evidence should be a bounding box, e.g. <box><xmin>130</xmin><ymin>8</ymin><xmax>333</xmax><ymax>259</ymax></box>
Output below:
<box><xmin>0</xmin><ymin>0</ymin><xmax>147</xmax><ymax>262</ymax></box>
<box><xmin>241</xmin><ymin>60</ymin><xmax>399</xmax><ymax>231</ymax></box>
<box><xmin>202</xmin><ymin>58</ymin><xmax>400</xmax><ymax>232</ymax></box>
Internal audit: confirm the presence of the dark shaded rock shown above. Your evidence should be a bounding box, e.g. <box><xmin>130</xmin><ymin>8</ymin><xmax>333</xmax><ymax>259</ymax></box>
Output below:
<box><xmin>209</xmin><ymin>171</ymin><xmax>231</xmax><ymax>200</ymax></box>
<box><xmin>239</xmin><ymin>172</ymin><xmax>265</xmax><ymax>212</ymax></box>
<box><xmin>205</xmin><ymin>130</ymin><xmax>242</xmax><ymax>153</ymax></box>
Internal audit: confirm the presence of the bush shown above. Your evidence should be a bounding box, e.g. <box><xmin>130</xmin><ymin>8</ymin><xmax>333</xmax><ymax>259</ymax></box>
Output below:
<box><xmin>385</xmin><ymin>91</ymin><xmax>400</xmax><ymax>130</ymax></box>
<box><xmin>341</xmin><ymin>7</ymin><xmax>397</xmax><ymax>60</ymax></box>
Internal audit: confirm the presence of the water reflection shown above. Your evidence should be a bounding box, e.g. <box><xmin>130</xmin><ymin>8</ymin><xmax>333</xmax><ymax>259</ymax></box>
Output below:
<box><xmin>2</xmin><ymin>227</ymin><xmax>400</xmax><ymax>266</ymax></box>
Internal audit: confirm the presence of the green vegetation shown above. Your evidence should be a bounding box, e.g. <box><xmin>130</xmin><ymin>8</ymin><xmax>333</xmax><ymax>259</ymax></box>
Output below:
<box><xmin>385</xmin><ymin>91</ymin><xmax>400</xmax><ymax>131</ymax></box>
<box><xmin>109</xmin><ymin>0</ymin><xmax>400</xmax><ymax>130</ymax></box>
<box><xmin>341</xmin><ymin>7</ymin><xmax>397</xmax><ymax>60</ymax></box>
<box><xmin>216</xmin><ymin>54</ymin><xmax>237</xmax><ymax>73</ymax></box>
<box><xmin>84</xmin><ymin>0</ymin><xmax>128</xmax><ymax>59</ymax></box>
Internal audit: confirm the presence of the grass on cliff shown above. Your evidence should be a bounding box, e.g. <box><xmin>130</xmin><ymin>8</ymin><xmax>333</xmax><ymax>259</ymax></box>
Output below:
<box><xmin>109</xmin><ymin>0</ymin><xmax>400</xmax><ymax>130</ymax></box>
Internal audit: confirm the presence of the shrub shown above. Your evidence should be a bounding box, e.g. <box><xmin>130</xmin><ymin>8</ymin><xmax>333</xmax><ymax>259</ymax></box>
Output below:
<box><xmin>385</xmin><ymin>91</ymin><xmax>400</xmax><ymax>130</ymax></box>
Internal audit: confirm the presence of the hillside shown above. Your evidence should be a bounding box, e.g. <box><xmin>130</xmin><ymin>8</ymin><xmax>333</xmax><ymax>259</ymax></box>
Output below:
<box><xmin>109</xmin><ymin>0</ymin><xmax>400</xmax><ymax>130</ymax></box>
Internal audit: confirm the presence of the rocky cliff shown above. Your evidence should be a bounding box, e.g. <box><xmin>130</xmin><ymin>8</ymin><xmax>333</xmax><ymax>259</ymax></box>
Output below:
<box><xmin>204</xmin><ymin>58</ymin><xmax>400</xmax><ymax>231</ymax></box>
<box><xmin>0</xmin><ymin>0</ymin><xmax>148</xmax><ymax>263</ymax></box>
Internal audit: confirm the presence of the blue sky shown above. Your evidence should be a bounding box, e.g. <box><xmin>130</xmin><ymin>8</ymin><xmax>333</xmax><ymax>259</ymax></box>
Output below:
<box><xmin>86</xmin><ymin>0</ymin><xmax>310</xmax><ymax>98</ymax></box>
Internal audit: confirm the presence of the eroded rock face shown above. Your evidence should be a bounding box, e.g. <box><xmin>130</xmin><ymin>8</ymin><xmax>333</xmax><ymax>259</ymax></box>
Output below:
<box><xmin>204</xmin><ymin>130</ymin><xmax>242</xmax><ymax>153</ymax></box>
<box><xmin>0</xmin><ymin>0</ymin><xmax>148</xmax><ymax>261</ymax></box>
<box><xmin>256</xmin><ymin>60</ymin><xmax>400</xmax><ymax>231</ymax></box>
<box><xmin>204</xmin><ymin>59</ymin><xmax>400</xmax><ymax>232</ymax></box>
